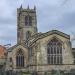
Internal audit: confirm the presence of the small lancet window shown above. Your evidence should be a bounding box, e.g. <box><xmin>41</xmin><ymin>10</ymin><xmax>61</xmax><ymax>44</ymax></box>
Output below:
<box><xmin>26</xmin><ymin>31</ymin><xmax>31</xmax><ymax>40</ymax></box>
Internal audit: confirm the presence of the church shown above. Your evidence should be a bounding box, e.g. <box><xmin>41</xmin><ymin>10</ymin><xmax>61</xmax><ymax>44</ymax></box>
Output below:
<box><xmin>3</xmin><ymin>6</ymin><xmax>75</xmax><ymax>75</ymax></box>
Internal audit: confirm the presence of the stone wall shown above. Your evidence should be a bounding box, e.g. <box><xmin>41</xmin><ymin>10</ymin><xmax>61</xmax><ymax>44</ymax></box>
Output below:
<box><xmin>33</xmin><ymin>34</ymin><xmax>74</xmax><ymax>65</ymax></box>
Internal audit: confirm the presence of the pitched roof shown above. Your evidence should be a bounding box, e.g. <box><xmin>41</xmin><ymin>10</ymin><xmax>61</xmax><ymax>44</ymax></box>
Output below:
<box><xmin>29</xmin><ymin>30</ymin><xmax>70</xmax><ymax>46</ymax></box>
<box><xmin>8</xmin><ymin>43</ymin><xmax>28</xmax><ymax>52</ymax></box>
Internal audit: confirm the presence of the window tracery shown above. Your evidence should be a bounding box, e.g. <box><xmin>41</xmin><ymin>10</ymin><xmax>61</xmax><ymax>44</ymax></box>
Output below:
<box><xmin>47</xmin><ymin>38</ymin><xmax>62</xmax><ymax>64</ymax></box>
<box><xmin>25</xmin><ymin>15</ymin><xmax>32</xmax><ymax>26</ymax></box>
<box><xmin>16</xmin><ymin>49</ymin><xmax>24</xmax><ymax>67</ymax></box>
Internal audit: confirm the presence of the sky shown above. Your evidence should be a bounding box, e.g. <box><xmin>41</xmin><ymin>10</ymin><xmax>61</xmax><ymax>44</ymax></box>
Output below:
<box><xmin>0</xmin><ymin>0</ymin><xmax>75</xmax><ymax>47</ymax></box>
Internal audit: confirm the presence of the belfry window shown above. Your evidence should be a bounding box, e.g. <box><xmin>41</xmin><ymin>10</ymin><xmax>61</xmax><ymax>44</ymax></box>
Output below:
<box><xmin>47</xmin><ymin>38</ymin><xmax>62</xmax><ymax>64</ymax></box>
<box><xmin>25</xmin><ymin>15</ymin><xmax>32</xmax><ymax>26</ymax></box>
<box><xmin>16</xmin><ymin>49</ymin><xmax>24</xmax><ymax>68</ymax></box>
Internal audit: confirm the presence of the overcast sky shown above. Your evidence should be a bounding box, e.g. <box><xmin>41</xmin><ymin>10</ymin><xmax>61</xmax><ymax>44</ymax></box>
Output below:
<box><xmin>0</xmin><ymin>0</ymin><xmax>75</xmax><ymax>47</ymax></box>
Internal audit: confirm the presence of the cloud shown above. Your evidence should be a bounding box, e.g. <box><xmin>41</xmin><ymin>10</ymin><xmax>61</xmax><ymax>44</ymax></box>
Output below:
<box><xmin>0</xmin><ymin>0</ymin><xmax>75</xmax><ymax>46</ymax></box>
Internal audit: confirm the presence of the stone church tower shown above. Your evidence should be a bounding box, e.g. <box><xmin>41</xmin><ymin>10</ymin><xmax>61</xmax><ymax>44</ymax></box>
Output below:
<box><xmin>17</xmin><ymin>5</ymin><xmax>37</xmax><ymax>43</ymax></box>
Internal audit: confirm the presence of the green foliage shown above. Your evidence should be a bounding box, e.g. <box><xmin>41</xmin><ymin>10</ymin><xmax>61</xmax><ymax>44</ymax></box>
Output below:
<box><xmin>44</xmin><ymin>72</ymin><xmax>51</xmax><ymax>75</ymax></box>
<box><xmin>22</xmin><ymin>71</ymin><xmax>31</xmax><ymax>75</ymax></box>
<box><xmin>50</xmin><ymin>70</ymin><xmax>64</xmax><ymax>75</ymax></box>
<box><xmin>22</xmin><ymin>74</ymin><xmax>31</xmax><ymax>75</ymax></box>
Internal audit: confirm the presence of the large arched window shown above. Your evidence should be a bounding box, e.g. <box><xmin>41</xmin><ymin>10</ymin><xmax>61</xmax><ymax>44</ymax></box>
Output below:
<box><xmin>47</xmin><ymin>38</ymin><xmax>62</xmax><ymax>64</ymax></box>
<box><xmin>16</xmin><ymin>49</ymin><xmax>24</xmax><ymax>68</ymax></box>
<box><xmin>25</xmin><ymin>15</ymin><xmax>32</xmax><ymax>26</ymax></box>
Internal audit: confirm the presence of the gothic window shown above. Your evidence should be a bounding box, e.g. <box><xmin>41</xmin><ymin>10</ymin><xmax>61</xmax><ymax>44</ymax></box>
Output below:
<box><xmin>25</xmin><ymin>15</ymin><xmax>32</xmax><ymax>26</ymax></box>
<box><xmin>29</xmin><ymin>16</ymin><xmax>32</xmax><ymax>25</ymax></box>
<box><xmin>16</xmin><ymin>49</ymin><xmax>24</xmax><ymax>68</ymax></box>
<box><xmin>26</xmin><ymin>31</ymin><xmax>31</xmax><ymax>39</ymax></box>
<box><xmin>47</xmin><ymin>38</ymin><xmax>62</xmax><ymax>64</ymax></box>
